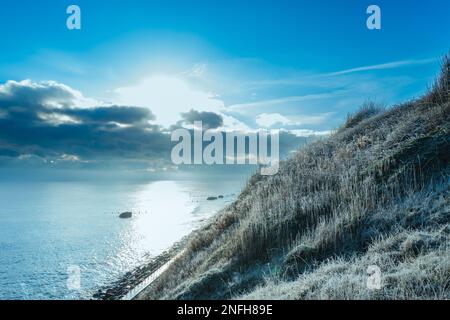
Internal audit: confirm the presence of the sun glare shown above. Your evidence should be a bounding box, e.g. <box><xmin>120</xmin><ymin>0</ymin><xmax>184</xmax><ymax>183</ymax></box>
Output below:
<box><xmin>115</xmin><ymin>75</ymin><xmax>224</xmax><ymax>127</ymax></box>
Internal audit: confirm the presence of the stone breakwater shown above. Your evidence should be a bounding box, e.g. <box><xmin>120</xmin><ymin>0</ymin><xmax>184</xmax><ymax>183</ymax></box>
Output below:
<box><xmin>93</xmin><ymin>240</ymin><xmax>185</xmax><ymax>300</ymax></box>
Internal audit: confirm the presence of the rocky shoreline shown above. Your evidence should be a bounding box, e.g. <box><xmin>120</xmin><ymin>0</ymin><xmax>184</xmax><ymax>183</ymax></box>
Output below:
<box><xmin>93</xmin><ymin>240</ymin><xmax>186</xmax><ymax>300</ymax></box>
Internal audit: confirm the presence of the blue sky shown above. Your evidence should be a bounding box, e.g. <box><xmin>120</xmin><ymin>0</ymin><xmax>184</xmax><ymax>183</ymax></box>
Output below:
<box><xmin>0</xmin><ymin>0</ymin><xmax>449</xmax><ymax>168</ymax></box>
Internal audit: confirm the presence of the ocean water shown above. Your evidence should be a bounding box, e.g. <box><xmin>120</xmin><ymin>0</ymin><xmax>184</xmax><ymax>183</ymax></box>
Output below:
<box><xmin>0</xmin><ymin>174</ymin><xmax>246</xmax><ymax>300</ymax></box>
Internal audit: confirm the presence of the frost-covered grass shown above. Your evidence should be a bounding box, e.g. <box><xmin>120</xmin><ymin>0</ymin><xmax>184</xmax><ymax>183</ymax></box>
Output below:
<box><xmin>138</xmin><ymin>56</ymin><xmax>450</xmax><ymax>300</ymax></box>
<box><xmin>243</xmin><ymin>184</ymin><xmax>450</xmax><ymax>300</ymax></box>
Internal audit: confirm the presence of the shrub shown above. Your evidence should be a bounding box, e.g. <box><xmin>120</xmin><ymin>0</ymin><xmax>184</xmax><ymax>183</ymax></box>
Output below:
<box><xmin>343</xmin><ymin>101</ymin><xmax>385</xmax><ymax>129</ymax></box>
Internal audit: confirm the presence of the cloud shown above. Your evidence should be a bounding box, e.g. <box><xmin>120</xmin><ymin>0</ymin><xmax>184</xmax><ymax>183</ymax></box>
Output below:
<box><xmin>288</xmin><ymin>112</ymin><xmax>335</xmax><ymax>126</ymax></box>
<box><xmin>179</xmin><ymin>109</ymin><xmax>223</xmax><ymax>129</ymax></box>
<box><xmin>0</xmin><ymin>80</ymin><xmax>172</xmax><ymax>165</ymax></box>
<box><xmin>64</xmin><ymin>106</ymin><xmax>156</xmax><ymax>125</ymax></box>
<box><xmin>255</xmin><ymin>112</ymin><xmax>335</xmax><ymax>128</ymax></box>
<box><xmin>225</xmin><ymin>60</ymin><xmax>432</xmax><ymax>131</ymax></box>
<box><xmin>228</xmin><ymin>91</ymin><xmax>345</xmax><ymax>112</ymax></box>
<box><xmin>115</xmin><ymin>75</ymin><xmax>224</xmax><ymax>127</ymax></box>
<box><xmin>182</xmin><ymin>63</ymin><xmax>207</xmax><ymax>78</ymax></box>
<box><xmin>245</xmin><ymin>58</ymin><xmax>437</xmax><ymax>88</ymax></box>
<box><xmin>0</xmin><ymin>79</ymin><xmax>311</xmax><ymax>170</ymax></box>
<box><xmin>290</xmin><ymin>129</ymin><xmax>332</xmax><ymax>137</ymax></box>
<box><xmin>226</xmin><ymin>57</ymin><xmax>438</xmax><ymax>133</ymax></box>
<box><xmin>321</xmin><ymin>58</ymin><xmax>436</xmax><ymax>77</ymax></box>
<box><xmin>220</xmin><ymin>114</ymin><xmax>252</xmax><ymax>131</ymax></box>
<box><xmin>0</xmin><ymin>80</ymin><xmax>98</xmax><ymax>109</ymax></box>
<box><xmin>255</xmin><ymin>113</ymin><xmax>291</xmax><ymax>127</ymax></box>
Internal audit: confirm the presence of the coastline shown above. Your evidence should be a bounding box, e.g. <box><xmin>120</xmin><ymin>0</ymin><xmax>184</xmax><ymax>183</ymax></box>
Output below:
<box><xmin>92</xmin><ymin>193</ymin><xmax>240</xmax><ymax>300</ymax></box>
<box><xmin>93</xmin><ymin>238</ymin><xmax>186</xmax><ymax>300</ymax></box>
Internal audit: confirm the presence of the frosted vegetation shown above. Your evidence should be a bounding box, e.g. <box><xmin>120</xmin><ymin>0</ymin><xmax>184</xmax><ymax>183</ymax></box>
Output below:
<box><xmin>139</xmin><ymin>57</ymin><xmax>449</xmax><ymax>300</ymax></box>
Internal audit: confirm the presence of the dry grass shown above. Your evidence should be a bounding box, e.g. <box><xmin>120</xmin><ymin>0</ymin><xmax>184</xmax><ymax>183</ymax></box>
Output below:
<box><xmin>138</xmin><ymin>56</ymin><xmax>450</xmax><ymax>300</ymax></box>
<box><xmin>342</xmin><ymin>101</ymin><xmax>385</xmax><ymax>130</ymax></box>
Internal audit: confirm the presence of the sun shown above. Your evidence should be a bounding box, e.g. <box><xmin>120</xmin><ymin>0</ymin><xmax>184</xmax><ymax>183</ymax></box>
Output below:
<box><xmin>115</xmin><ymin>75</ymin><xmax>224</xmax><ymax>128</ymax></box>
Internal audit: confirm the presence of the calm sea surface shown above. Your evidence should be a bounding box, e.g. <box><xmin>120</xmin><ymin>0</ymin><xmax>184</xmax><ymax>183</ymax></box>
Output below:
<box><xmin>0</xmin><ymin>175</ymin><xmax>246</xmax><ymax>299</ymax></box>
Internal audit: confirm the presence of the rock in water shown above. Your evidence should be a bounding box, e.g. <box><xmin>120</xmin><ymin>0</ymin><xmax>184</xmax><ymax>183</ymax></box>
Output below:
<box><xmin>207</xmin><ymin>196</ymin><xmax>218</xmax><ymax>201</ymax></box>
<box><xmin>119</xmin><ymin>211</ymin><xmax>132</xmax><ymax>219</ymax></box>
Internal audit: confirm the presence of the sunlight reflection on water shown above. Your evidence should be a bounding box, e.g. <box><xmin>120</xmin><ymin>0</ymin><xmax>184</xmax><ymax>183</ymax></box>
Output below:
<box><xmin>0</xmin><ymin>177</ymin><xmax>244</xmax><ymax>299</ymax></box>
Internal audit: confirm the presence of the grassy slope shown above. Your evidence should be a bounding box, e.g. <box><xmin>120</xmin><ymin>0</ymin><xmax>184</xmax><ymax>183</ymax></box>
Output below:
<box><xmin>139</xmin><ymin>58</ymin><xmax>450</xmax><ymax>300</ymax></box>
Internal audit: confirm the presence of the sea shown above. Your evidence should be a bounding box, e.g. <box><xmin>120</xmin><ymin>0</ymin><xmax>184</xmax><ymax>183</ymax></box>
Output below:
<box><xmin>0</xmin><ymin>171</ymin><xmax>249</xmax><ymax>299</ymax></box>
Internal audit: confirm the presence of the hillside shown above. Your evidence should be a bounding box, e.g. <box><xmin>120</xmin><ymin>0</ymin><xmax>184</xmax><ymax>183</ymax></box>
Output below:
<box><xmin>138</xmin><ymin>57</ymin><xmax>450</xmax><ymax>300</ymax></box>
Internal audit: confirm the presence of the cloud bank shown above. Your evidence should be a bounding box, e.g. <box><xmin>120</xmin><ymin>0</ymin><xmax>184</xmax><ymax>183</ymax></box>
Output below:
<box><xmin>0</xmin><ymin>80</ymin><xmax>312</xmax><ymax>170</ymax></box>
<box><xmin>179</xmin><ymin>109</ymin><xmax>223</xmax><ymax>129</ymax></box>
<box><xmin>0</xmin><ymin>80</ymin><xmax>171</xmax><ymax>167</ymax></box>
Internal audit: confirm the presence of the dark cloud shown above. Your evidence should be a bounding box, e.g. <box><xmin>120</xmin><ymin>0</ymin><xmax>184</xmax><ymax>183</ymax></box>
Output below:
<box><xmin>0</xmin><ymin>80</ymin><xmax>311</xmax><ymax>170</ymax></box>
<box><xmin>179</xmin><ymin>109</ymin><xmax>223</xmax><ymax>129</ymax></box>
<box><xmin>0</xmin><ymin>80</ymin><xmax>172</xmax><ymax>165</ymax></box>
<box><xmin>0</xmin><ymin>80</ymin><xmax>80</xmax><ymax>109</ymax></box>
<box><xmin>64</xmin><ymin>106</ymin><xmax>155</xmax><ymax>125</ymax></box>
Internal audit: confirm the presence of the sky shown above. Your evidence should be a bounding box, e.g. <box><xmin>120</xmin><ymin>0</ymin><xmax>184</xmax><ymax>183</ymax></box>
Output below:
<box><xmin>0</xmin><ymin>0</ymin><xmax>449</xmax><ymax>171</ymax></box>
